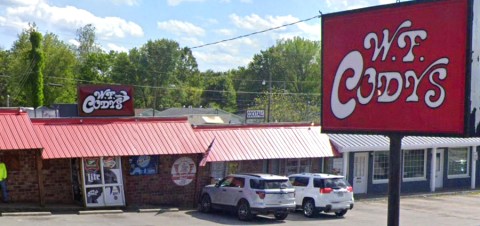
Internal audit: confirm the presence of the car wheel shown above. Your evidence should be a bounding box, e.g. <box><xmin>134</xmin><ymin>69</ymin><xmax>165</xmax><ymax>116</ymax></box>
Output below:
<box><xmin>302</xmin><ymin>199</ymin><xmax>318</xmax><ymax>218</ymax></box>
<box><xmin>199</xmin><ymin>194</ymin><xmax>212</xmax><ymax>213</ymax></box>
<box><xmin>335</xmin><ymin>209</ymin><xmax>348</xmax><ymax>217</ymax></box>
<box><xmin>274</xmin><ymin>211</ymin><xmax>288</xmax><ymax>220</ymax></box>
<box><xmin>237</xmin><ymin>200</ymin><xmax>253</xmax><ymax>221</ymax></box>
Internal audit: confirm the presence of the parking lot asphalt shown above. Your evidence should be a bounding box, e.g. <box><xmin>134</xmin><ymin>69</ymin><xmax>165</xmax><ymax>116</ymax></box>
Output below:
<box><xmin>1</xmin><ymin>188</ymin><xmax>479</xmax><ymax>219</ymax></box>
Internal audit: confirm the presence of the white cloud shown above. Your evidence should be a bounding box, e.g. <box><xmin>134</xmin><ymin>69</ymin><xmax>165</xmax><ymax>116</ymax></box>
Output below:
<box><xmin>106</xmin><ymin>43</ymin><xmax>128</xmax><ymax>52</ymax></box>
<box><xmin>3</xmin><ymin>1</ymin><xmax>144</xmax><ymax>41</ymax></box>
<box><xmin>167</xmin><ymin>0</ymin><xmax>205</xmax><ymax>6</ymax></box>
<box><xmin>68</xmin><ymin>39</ymin><xmax>80</xmax><ymax>47</ymax></box>
<box><xmin>215</xmin><ymin>28</ymin><xmax>235</xmax><ymax>36</ymax></box>
<box><xmin>157</xmin><ymin>20</ymin><xmax>205</xmax><ymax>36</ymax></box>
<box><xmin>240</xmin><ymin>0</ymin><xmax>252</xmax><ymax>3</ymax></box>
<box><xmin>229</xmin><ymin>13</ymin><xmax>297</xmax><ymax>31</ymax></box>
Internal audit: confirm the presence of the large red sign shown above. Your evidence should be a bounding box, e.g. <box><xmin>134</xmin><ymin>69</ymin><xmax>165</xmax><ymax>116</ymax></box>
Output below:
<box><xmin>78</xmin><ymin>85</ymin><xmax>134</xmax><ymax>116</ymax></box>
<box><xmin>322</xmin><ymin>0</ymin><xmax>471</xmax><ymax>136</ymax></box>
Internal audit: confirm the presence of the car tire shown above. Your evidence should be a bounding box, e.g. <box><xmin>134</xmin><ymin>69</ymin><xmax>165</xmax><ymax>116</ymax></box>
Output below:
<box><xmin>335</xmin><ymin>209</ymin><xmax>348</xmax><ymax>217</ymax></box>
<box><xmin>274</xmin><ymin>211</ymin><xmax>288</xmax><ymax>220</ymax></box>
<box><xmin>199</xmin><ymin>194</ymin><xmax>212</xmax><ymax>213</ymax></box>
<box><xmin>237</xmin><ymin>200</ymin><xmax>253</xmax><ymax>221</ymax></box>
<box><xmin>302</xmin><ymin>199</ymin><xmax>318</xmax><ymax>218</ymax></box>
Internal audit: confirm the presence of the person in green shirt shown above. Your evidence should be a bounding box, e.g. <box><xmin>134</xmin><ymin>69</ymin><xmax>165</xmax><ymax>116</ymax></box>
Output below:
<box><xmin>0</xmin><ymin>161</ymin><xmax>8</xmax><ymax>203</ymax></box>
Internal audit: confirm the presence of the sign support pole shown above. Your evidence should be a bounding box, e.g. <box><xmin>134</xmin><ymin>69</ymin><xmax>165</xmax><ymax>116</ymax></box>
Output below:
<box><xmin>388</xmin><ymin>134</ymin><xmax>403</xmax><ymax>226</ymax></box>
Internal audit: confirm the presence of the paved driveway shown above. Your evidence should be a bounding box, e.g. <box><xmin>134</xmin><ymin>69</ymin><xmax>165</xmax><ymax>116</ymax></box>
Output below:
<box><xmin>1</xmin><ymin>192</ymin><xmax>479</xmax><ymax>226</ymax></box>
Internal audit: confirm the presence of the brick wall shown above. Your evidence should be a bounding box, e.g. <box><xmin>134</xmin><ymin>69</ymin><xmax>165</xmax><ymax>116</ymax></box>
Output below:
<box><xmin>0</xmin><ymin>150</ymin><xmax>40</xmax><ymax>202</ymax></box>
<box><xmin>123</xmin><ymin>154</ymin><xmax>204</xmax><ymax>208</ymax></box>
<box><xmin>42</xmin><ymin>159</ymin><xmax>74</xmax><ymax>204</ymax></box>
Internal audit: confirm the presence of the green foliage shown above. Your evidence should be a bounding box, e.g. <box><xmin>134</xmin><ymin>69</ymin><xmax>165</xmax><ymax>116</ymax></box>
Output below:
<box><xmin>28</xmin><ymin>29</ymin><xmax>45</xmax><ymax>108</ymax></box>
<box><xmin>42</xmin><ymin>33</ymin><xmax>77</xmax><ymax>105</ymax></box>
<box><xmin>4</xmin><ymin>23</ymin><xmax>321</xmax><ymax>122</ymax></box>
<box><xmin>233</xmin><ymin>37</ymin><xmax>321</xmax><ymax>122</ymax></box>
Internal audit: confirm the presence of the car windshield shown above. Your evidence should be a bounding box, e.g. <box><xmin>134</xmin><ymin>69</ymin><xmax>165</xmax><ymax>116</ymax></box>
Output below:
<box><xmin>250</xmin><ymin>179</ymin><xmax>293</xmax><ymax>189</ymax></box>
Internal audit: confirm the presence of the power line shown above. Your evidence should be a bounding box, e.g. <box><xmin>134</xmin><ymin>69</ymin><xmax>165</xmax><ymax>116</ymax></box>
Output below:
<box><xmin>190</xmin><ymin>14</ymin><xmax>322</xmax><ymax>49</ymax></box>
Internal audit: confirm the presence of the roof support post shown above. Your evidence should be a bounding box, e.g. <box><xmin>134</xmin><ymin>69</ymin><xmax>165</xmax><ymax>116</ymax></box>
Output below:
<box><xmin>36</xmin><ymin>149</ymin><xmax>45</xmax><ymax>207</ymax></box>
<box><xmin>472</xmin><ymin>146</ymin><xmax>477</xmax><ymax>190</ymax></box>
<box><xmin>430</xmin><ymin>148</ymin><xmax>437</xmax><ymax>192</ymax></box>
<box><xmin>387</xmin><ymin>134</ymin><xmax>403</xmax><ymax>226</ymax></box>
<box><xmin>342</xmin><ymin>152</ymin><xmax>349</xmax><ymax>179</ymax></box>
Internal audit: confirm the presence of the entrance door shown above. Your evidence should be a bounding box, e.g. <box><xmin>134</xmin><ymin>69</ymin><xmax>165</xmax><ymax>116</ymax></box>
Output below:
<box><xmin>353</xmin><ymin>153</ymin><xmax>369</xmax><ymax>194</ymax></box>
<box><xmin>435</xmin><ymin>150</ymin><xmax>444</xmax><ymax>188</ymax></box>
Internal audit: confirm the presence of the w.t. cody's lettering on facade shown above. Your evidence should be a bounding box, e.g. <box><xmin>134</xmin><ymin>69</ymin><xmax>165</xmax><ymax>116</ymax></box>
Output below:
<box><xmin>322</xmin><ymin>0</ymin><xmax>473</xmax><ymax>136</ymax></box>
<box><xmin>78</xmin><ymin>85</ymin><xmax>134</xmax><ymax>116</ymax></box>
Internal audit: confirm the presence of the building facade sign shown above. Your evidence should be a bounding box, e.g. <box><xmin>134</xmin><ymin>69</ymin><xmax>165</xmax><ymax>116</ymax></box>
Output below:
<box><xmin>171</xmin><ymin>157</ymin><xmax>196</xmax><ymax>186</ymax></box>
<box><xmin>78</xmin><ymin>85</ymin><xmax>134</xmax><ymax>116</ymax></box>
<box><xmin>321</xmin><ymin>0</ymin><xmax>475</xmax><ymax>136</ymax></box>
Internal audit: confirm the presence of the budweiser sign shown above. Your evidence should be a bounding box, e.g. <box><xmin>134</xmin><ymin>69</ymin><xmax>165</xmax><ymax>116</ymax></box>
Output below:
<box><xmin>321</xmin><ymin>0</ymin><xmax>476</xmax><ymax>136</ymax></box>
<box><xmin>78</xmin><ymin>85</ymin><xmax>134</xmax><ymax>116</ymax></box>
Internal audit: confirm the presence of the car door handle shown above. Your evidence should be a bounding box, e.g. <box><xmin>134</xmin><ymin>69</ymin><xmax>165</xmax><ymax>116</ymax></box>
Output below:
<box><xmin>222</xmin><ymin>189</ymin><xmax>227</xmax><ymax>191</ymax></box>
<box><xmin>238</xmin><ymin>190</ymin><xmax>243</xmax><ymax>193</ymax></box>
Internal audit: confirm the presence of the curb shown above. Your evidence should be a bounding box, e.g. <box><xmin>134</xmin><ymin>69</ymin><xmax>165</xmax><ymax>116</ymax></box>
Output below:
<box><xmin>78</xmin><ymin>209</ymin><xmax>123</xmax><ymax>215</ymax></box>
<box><xmin>1</xmin><ymin>212</ymin><xmax>52</xmax><ymax>217</ymax></box>
<box><xmin>137</xmin><ymin>207</ymin><xmax>179</xmax><ymax>213</ymax></box>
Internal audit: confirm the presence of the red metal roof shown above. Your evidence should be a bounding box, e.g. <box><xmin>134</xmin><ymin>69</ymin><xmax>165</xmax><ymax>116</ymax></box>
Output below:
<box><xmin>32</xmin><ymin>117</ymin><xmax>204</xmax><ymax>159</ymax></box>
<box><xmin>195</xmin><ymin>123</ymin><xmax>337</xmax><ymax>163</ymax></box>
<box><xmin>0</xmin><ymin>108</ymin><xmax>43</xmax><ymax>151</ymax></box>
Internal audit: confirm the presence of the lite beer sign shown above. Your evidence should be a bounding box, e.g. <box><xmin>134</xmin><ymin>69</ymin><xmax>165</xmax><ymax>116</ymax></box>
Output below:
<box><xmin>78</xmin><ymin>85</ymin><xmax>134</xmax><ymax>116</ymax></box>
<box><xmin>321</xmin><ymin>0</ymin><xmax>480</xmax><ymax>136</ymax></box>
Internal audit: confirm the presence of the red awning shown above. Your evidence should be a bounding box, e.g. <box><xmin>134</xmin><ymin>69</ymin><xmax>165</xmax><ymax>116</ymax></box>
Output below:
<box><xmin>32</xmin><ymin>117</ymin><xmax>204</xmax><ymax>159</ymax></box>
<box><xmin>0</xmin><ymin>108</ymin><xmax>43</xmax><ymax>151</ymax></box>
<box><xmin>195</xmin><ymin>124</ymin><xmax>337</xmax><ymax>163</ymax></box>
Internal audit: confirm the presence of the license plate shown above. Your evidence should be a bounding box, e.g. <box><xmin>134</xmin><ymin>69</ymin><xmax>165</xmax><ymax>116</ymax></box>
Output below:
<box><xmin>337</xmin><ymin>192</ymin><xmax>344</xmax><ymax>197</ymax></box>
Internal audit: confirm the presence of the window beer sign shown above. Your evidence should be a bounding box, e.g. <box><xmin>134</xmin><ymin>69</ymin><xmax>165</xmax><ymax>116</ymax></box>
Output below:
<box><xmin>321</xmin><ymin>0</ymin><xmax>480</xmax><ymax>136</ymax></box>
<box><xmin>78</xmin><ymin>85</ymin><xmax>134</xmax><ymax>117</ymax></box>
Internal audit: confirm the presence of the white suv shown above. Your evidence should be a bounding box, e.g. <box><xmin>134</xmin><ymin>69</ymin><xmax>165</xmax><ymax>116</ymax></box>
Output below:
<box><xmin>199</xmin><ymin>173</ymin><xmax>295</xmax><ymax>221</ymax></box>
<box><xmin>288</xmin><ymin>173</ymin><xmax>354</xmax><ymax>217</ymax></box>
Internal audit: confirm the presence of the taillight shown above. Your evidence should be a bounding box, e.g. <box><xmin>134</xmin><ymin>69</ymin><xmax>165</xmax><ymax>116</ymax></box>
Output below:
<box><xmin>256</xmin><ymin>191</ymin><xmax>266</xmax><ymax>199</ymax></box>
<box><xmin>320</xmin><ymin>187</ymin><xmax>333</xmax><ymax>194</ymax></box>
<box><xmin>347</xmin><ymin>186</ymin><xmax>353</xmax><ymax>192</ymax></box>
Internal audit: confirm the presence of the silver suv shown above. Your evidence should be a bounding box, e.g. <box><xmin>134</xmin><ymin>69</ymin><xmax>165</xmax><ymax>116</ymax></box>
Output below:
<box><xmin>288</xmin><ymin>173</ymin><xmax>354</xmax><ymax>217</ymax></box>
<box><xmin>199</xmin><ymin>173</ymin><xmax>295</xmax><ymax>221</ymax></box>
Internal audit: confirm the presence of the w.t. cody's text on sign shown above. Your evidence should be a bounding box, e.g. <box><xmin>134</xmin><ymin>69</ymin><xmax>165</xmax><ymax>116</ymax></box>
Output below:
<box><xmin>321</xmin><ymin>0</ymin><xmax>480</xmax><ymax>136</ymax></box>
<box><xmin>78</xmin><ymin>85</ymin><xmax>134</xmax><ymax>116</ymax></box>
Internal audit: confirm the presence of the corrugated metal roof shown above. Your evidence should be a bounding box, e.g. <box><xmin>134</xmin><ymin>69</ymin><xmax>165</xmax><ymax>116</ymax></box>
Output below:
<box><xmin>0</xmin><ymin>108</ymin><xmax>43</xmax><ymax>151</ymax></box>
<box><xmin>328</xmin><ymin>134</ymin><xmax>480</xmax><ymax>152</ymax></box>
<box><xmin>32</xmin><ymin>117</ymin><xmax>204</xmax><ymax>159</ymax></box>
<box><xmin>195</xmin><ymin>124</ymin><xmax>337</xmax><ymax>162</ymax></box>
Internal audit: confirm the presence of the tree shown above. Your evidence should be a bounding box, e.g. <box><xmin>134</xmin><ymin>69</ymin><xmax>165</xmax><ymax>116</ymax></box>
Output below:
<box><xmin>42</xmin><ymin>33</ymin><xmax>77</xmax><ymax>105</ymax></box>
<box><xmin>234</xmin><ymin>37</ymin><xmax>321</xmax><ymax>122</ymax></box>
<box><xmin>76</xmin><ymin>24</ymin><xmax>100</xmax><ymax>61</ymax></box>
<box><xmin>28</xmin><ymin>28</ymin><xmax>45</xmax><ymax>108</ymax></box>
<box><xmin>201</xmin><ymin>70</ymin><xmax>237</xmax><ymax>112</ymax></box>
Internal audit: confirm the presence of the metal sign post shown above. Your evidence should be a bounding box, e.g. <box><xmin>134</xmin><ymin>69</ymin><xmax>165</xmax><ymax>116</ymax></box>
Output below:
<box><xmin>388</xmin><ymin>134</ymin><xmax>403</xmax><ymax>226</ymax></box>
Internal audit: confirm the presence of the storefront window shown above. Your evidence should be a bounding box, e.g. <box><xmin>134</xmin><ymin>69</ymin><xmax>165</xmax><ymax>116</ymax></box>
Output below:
<box><xmin>403</xmin><ymin>149</ymin><xmax>426</xmax><ymax>181</ymax></box>
<box><xmin>448</xmin><ymin>147</ymin><xmax>469</xmax><ymax>177</ymax></box>
<box><xmin>324</xmin><ymin>157</ymin><xmax>343</xmax><ymax>175</ymax></box>
<box><xmin>83</xmin><ymin>157</ymin><xmax>125</xmax><ymax>207</ymax></box>
<box><xmin>285</xmin><ymin>158</ymin><xmax>311</xmax><ymax>176</ymax></box>
<box><xmin>373</xmin><ymin>151</ymin><xmax>389</xmax><ymax>183</ymax></box>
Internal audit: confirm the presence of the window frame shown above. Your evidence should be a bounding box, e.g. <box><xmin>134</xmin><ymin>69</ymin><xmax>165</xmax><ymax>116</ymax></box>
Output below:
<box><xmin>447</xmin><ymin>147</ymin><xmax>470</xmax><ymax>179</ymax></box>
<box><xmin>372</xmin><ymin>151</ymin><xmax>389</xmax><ymax>184</ymax></box>
<box><xmin>285</xmin><ymin>158</ymin><xmax>311</xmax><ymax>175</ymax></box>
<box><xmin>402</xmin><ymin>149</ymin><xmax>427</xmax><ymax>182</ymax></box>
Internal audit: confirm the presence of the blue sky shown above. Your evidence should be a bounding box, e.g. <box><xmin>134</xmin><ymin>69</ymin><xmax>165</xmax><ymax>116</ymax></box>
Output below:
<box><xmin>0</xmin><ymin>0</ymin><xmax>397</xmax><ymax>71</ymax></box>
